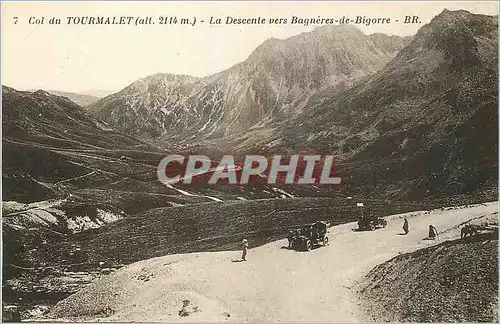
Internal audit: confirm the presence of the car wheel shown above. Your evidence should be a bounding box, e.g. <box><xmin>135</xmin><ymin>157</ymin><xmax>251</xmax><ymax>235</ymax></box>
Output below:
<box><xmin>306</xmin><ymin>240</ymin><xmax>312</xmax><ymax>251</ymax></box>
<box><xmin>323</xmin><ymin>236</ymin><xmax>329</xmax><ymax>245</ymax></box>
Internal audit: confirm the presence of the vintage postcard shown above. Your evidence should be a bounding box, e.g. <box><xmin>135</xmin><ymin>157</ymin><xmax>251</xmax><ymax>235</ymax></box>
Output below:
<box><xmin>1</xmin><ymin>0</ymin><xmax>498</xmax><ymax>322</ymax></box>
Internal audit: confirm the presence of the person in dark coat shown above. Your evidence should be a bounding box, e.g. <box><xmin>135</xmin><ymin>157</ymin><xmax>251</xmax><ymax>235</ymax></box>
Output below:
<box><xmin>428</xmin><ymin>225</ymin><xmax>437</xmax><ymax>240</ymax></box>
<box><xmin>241</xmin><ymin>239</ymin><xmax>249</xmax><ymax>261</ymax></box>
<box><xmin>287</xmin><ymin>230</ymin><xmax>294</xmax><ymax>248</ymax></box>
<box><xmin>403</xmin><ymin>217</ymin><xmax>409</xmax><ymax>235</ymax></box>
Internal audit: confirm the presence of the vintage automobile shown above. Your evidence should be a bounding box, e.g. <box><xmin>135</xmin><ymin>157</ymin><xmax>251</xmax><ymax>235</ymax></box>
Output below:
<box><xmin>288</xmin><ymin>221</ymin><xmax>329</xmax><ymax>251</ymax></box>
<box><xmin>357</xmin><ymin>215</ymin><xmax>387</xmax><ymax>231</ymax></box>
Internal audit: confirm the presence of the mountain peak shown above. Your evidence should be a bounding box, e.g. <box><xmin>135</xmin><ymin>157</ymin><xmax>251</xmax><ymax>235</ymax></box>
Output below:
<box><xmin>429</xmin><ymin>9</ymin><xmax>474</xmax><ymax>26</ymax></box>
<box><xmin>428</xmin><ymin>8</ymin><xmax>495</xmax><ymax>29</ymax></box>
<box><xmin>255</xmin><ymin>24</ymin><xmax>363</xmax><ymax>50</ymax></box>
<box><xmin>393</xmin><ymin>9</ymin><xmax>497</xmax><ymax>70</ymax></box>
<box><xmin>90</xmin><ymin>22</ymin><xmax>409</xmax><ymax>140</ymax></box>
<box><xmin>122</xmin><ymin>73</ymin><xmax>198</xmax><ymax>94</ymax></box>
<box><xmin>312</xmin><ymin>24</ymin><xmax>363</xmax><ymax>35</ymax></box>
<box><xmin>437</xmin><ymin>8</ymin><xmax>472</xmax><ymax>18</ymax></box>
<box><xmin>247</xmin><ymin>23</ymin><xmax>403</xmax><ymax>64</ymax></box>
<box><xmin>134</xmin><ymin>73</ymin><xmax>198</xmax><ymax>86</ymax></box>
<box><xmin>33</xmin><ymin>89</ymin><xmax>51</xmax><ymax>96</ymax></box>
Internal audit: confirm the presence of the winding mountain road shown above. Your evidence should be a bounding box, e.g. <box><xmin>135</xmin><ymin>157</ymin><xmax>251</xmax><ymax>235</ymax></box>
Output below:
<box><xmin>50</xmin><ymin>202</ymin><xmax>497</xmax><ymax>322</ymax></box>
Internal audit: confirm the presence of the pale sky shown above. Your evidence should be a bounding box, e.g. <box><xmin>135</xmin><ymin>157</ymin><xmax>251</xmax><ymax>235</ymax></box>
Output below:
<box><xmin>1</xmin><ymin>1</ymin><xmax>498</xmax><ymax>93</ymax></box>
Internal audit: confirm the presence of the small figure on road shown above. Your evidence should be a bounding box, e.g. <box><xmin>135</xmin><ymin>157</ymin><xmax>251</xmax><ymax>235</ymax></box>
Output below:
<box><xmin>403</xmin><ymin>217</ymin><xmax>409</xmax><ymax>235</ymax></box>
<box><xmin>241</xmin><ymin>238</ymin><xmax>249</xmax><ymax>261</ymax></box>
<box><xmin>288</xmin><ymin>230</ymin><xmax>294</xmax><ymax>248</ymax></box>
<box><xmin>428</xmin><ymin>225</ymin><xmax>437</xmax><ymax>240</ymax></box>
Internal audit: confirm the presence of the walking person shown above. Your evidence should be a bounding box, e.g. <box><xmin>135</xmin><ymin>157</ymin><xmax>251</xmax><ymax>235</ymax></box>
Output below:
<box><xmin>428</xmin><ymin>225</ymin><xmax>438</xmax><ymax>240</ymax></box>
<box><xmin>403</xmin><ymin>217</ymin><xmax>409</xmax><ymax>235</ymax></box>
<box><xmin>241</xmin><ymin>238</ymin><xmax>249</xmax><ymax>261</ymax></box>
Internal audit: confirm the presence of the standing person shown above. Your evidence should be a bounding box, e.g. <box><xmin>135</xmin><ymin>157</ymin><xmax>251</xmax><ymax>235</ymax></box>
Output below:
<box><xmin>241</xmin><ymin>238</ymin><xmax>249</xmax><ymax>261</ymax></box>
<box><xmin>428</xmin><ymin>225</ymin><xmax>437</xmax><ymax>240</ymax></box>
<box><xmin>403</xmin><ymin>217</ymin><xmax>409</xmax><ymax>235</ymax></box>
<box><xmin>287</xmin><ymin>230</ymin><xmax>294</xmax><ymax>248</ymax></box>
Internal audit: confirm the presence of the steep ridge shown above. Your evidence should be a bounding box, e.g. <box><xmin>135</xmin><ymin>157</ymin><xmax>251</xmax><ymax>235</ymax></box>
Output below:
<box><xmin>88</xmin><ymin>26</ymin><xmax>409</xmax><ymax>141</ymax></box>
<box><xmin>281</xmin><ymin>10</ymin><xmax>498</xmax><ymax>200</ymax></box>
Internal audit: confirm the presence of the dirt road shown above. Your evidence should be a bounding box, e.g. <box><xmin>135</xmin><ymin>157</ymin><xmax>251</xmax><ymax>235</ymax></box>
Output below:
<box><xmin>50</xmin><ymin>202</ymin><xmax>498</xmax><ymax>322</ymax></box>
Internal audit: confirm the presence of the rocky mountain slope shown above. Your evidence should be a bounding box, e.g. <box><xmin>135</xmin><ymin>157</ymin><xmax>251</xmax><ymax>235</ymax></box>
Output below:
<box><xmin>3</xmin><ymin>86</ymin><xmax>164</xmax><ymax>203</ymax></box>
<box><xmin>88</xmin><ymin>26</ymin><xmax>410</xmax><ymax>140</ymax></box>
<box><xmin>2</xmin><ymin>86</ymin><xmax>300</xmax><ymax>208</ymax></box>
<box><xmin>359</xmin><ymin>231</ymin><xmax>498</xmax><ymax>322</ymax></box>
<box><xmin>279</xmin><ymin>10</ymin><xmax>498</xmax><ymax>201</ymax></box>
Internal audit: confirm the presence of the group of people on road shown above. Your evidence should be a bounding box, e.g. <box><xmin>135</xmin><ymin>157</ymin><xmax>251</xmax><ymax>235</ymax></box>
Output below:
<box><xmin>239</xmin><ymin>216</ymin><xmax>450</xmax><ymax>261</ymax></box>
<box><xmin>402</xmin><ymin>217</ymin><xmax>438</xmax><ymax>240</ymax></box>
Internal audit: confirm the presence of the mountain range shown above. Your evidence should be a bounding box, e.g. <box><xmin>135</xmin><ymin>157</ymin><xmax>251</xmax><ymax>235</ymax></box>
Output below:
<box><xmin>88</xmin><ymin>25</ymin><xmax>411</xmax><ymax>141</ymax></box>
<box><xmin>3</xmin><ymin>9</ymin><xmax>497</xmax><ymax>205</ymax></box>
<box><xmin>2</xmin><ymin>9</ymin><xmax>498</xmax><ymax>316</ymax></box>
<box><xmin>85</xmin><ymin>9</ymin><xmax>497</xmax><ymax>201</ymax></box>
